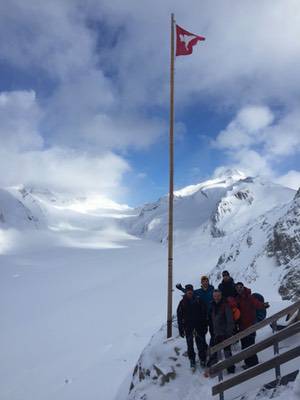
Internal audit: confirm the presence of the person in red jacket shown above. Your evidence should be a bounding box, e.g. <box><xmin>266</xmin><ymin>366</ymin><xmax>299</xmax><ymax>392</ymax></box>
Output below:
<box><xmin>235</xmin><ymin>282</ymin><xmax>269</xmax><ymax>369</ymax></box>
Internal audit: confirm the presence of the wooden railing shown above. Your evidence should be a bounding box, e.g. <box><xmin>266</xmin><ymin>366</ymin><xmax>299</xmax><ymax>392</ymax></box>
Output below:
<box><xmin>209</xmin><ymin>300</ymin><xmax>300</xmax><ymax>400</ymax></box>
<box><xmin>212</xmin><ymin>346</ymin><xmax>300</xmax><ymax>396</ymax></box>
<box><xmin>209</xmin><ymin>300</ymin><xmax>300</xmax><ymax>356</ymax></box>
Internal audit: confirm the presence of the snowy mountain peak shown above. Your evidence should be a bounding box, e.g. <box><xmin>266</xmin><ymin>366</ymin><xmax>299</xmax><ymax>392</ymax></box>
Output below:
<box><xmin>125</xmin><ymin>173</ymin><xmax>295</xmax><ymax>242</ymax></box>
<box><xmin>213</xmin><ymin>167</ymin><xmax>246</xmax><ymax>180</ymax></box>
<box><xmin>174</xmin><ymin>169</ymin><xmax>247</xmax><ymax>198</ymax></box>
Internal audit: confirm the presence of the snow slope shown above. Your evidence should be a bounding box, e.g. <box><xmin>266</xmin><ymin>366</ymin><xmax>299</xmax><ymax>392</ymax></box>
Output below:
<box><xmin>123</xmin><ymin>312</ymin><xmax>300</xmax><ymax>400</ymax></box>
<box><xmin>9</xmin><ymin>185</ymin><xmax>133</xmax><ymax>231</ymax></box>
<box><xmin>0</xmin><ymin>188</ymin><xmax>45</xmax><ymax>229</ymax></box>
<box><xmin>0</xmin><ymin>188</ymin><xmax>163</xmax><ymax>400</ymax></box>
<box><xmin>0</xmin><ymin>235</ymin><xmax>167</xmax><ymax>400</ymax></box>
<box><xmin>119</xmin><ymin>171</ymin><xmax>300</xmax><ymax>400</ymax></box>
<box><xmin>0</xmin><ymin>170</ymin><xmax>299</xmax><ymax>400</ymax></box>
<box><xmin>124</xmin><ymin>170</ymin><xmax>294</xmax><ymax>241</ymax></box>
<box><xmin>124</xmin><ymin>170</ymin><xmax>298</xmax><ymax>300</ymax></box>
<box><xmin>210</xmin><ymin>187</ymin><xmax>300</xmax><ymax>299</ymax></box>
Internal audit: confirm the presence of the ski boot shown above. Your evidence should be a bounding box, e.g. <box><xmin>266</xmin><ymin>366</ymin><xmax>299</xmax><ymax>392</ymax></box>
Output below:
<box><xmin>190</xmin><ymin>359</ymin><xmax>196</xmax><ymax>371</ymax></box>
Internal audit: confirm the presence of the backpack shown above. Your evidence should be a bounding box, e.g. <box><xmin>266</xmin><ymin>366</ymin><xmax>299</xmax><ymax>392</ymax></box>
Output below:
<box><xmin>252</xmin><ymin>293</ymin><xmax>267</xmax><ymax>322</ymax></box>
<box><xmin>227</xmin><ymin>296</ymin><xmax>241</xmax><ymax>322</ymax></box>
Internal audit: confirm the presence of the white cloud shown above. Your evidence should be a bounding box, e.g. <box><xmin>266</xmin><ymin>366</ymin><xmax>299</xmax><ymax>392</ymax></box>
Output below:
<box><xmin>276</xmin><ymin>170</ymin><xmax>300</xmax><ymax>191</ymax></box>
<box><xmin>173</xmin><ymin>0</ymin><xmax>300</xmax><ymax>106</ymax></box>
<box><xmin>215</xmin><ymin>105</ymin><xmax>300</xmax><ymax>159</ymax></box>
<box><xmin>214</xmin><ymin>104</ymin><xmax>300</xmax><ymax>185</ymax></box>
<box><xmin>0</xmin><ymin>90</ymin><xmax>129</xmax><ymax>198</ymax></box>
<box><xmin>0</xmin><ymin>1</ymin><xmax>96</xmax><ymax>81</ymax></box>
<box><xmin>215</xmin><ymin>105</ymin><xmax>274</xmax><ymax>150</ymax></box>
<box><xmin>0</xmin><ymin>90</ymin><xmax>43</xmax><ymax>151</ymax></box>
<box><xmin>0</xmin><ymin>1</ymin><xmax>165</xmax><ymax>155</ymax></box>
<box><xmin>237</xmin><ymin>106</ymin><xmax>274</xmax><ymax>133</ymax></box>
<box><xmin>83</xmin><ymin>0</ymin><xmax>300</xmax><ymax>110</ymax></box>
<box><xmin>0</xmin><ymin>1</ymin><xmax>300</xmax><ymax>198</ymax></box>
<box><xmin>0</xmin><ymin>148</ymin><xmax>130</xmax><ymax>196</ymax></box>
<box><xmin>224</xmin><ymin>148</ymin><xmax>273</xmax><ymax>177</ymax></box>
<box><xmin>263</xmin><ymin>110</ymin><xmax>300</xmax><ymax>156</ymax></box>
<box><xmin>2</xmin><ymin>0</ymin><xmax>300</xmax><ymax>149</ymax></box>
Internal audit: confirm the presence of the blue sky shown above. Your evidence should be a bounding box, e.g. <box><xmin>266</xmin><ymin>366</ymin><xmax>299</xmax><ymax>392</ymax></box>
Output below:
<box><xmin>125</xmin><ymin>104</ymin><xmax>231</xmax><ymax>204</ymax></box>
<box><xmin>0</xmin><ymin>1</ymin><xmax>299</xmax><ymax>206</ymax></box>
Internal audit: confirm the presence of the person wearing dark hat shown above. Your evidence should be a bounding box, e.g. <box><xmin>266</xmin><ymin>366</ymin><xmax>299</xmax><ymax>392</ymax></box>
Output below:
<box><xmin>218</xmin><ymin>271</ymin><xmax>237</xmax><ymax>299</ymax></box>
<box><xmin>176</xmin><ymin>276</ymin><xmax>214</xmax><ymax>310</ymax></box>
<box><xmin>176</xmin><ymin>276</ymin><xmax>215</xmax><ymax>345</ymax></box>
<box><xmin>177</xmin><ymin>284</ymin><xmax>208</xmax><ymax>369</ymax></box>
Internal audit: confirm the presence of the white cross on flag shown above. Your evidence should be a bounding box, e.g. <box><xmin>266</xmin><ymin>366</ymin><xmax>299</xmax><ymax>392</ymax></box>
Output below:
<box><xmin>176</xmin><ymin>24</ymin><xmax>205</xmax><ymax>56</ymax></box>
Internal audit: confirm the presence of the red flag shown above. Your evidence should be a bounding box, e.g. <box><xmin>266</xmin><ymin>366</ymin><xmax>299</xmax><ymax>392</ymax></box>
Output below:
<box><xmin>176</xmin><ymin>25</ymin><xmax>205</xmax><ymax>56</ymax></box>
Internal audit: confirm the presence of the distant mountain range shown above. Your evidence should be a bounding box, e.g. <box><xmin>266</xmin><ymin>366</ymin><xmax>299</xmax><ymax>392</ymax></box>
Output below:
<box><xmin>0</xmin><ymin>169</ymin><xmax>299</xmax><ymax>300</ymax></box>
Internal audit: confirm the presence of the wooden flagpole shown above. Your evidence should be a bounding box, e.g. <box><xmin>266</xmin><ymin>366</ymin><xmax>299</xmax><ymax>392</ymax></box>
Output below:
<box><xmin>167</xmin><ymin>13</ymin><xmax>175</xmax><ymax>339</ymax></box>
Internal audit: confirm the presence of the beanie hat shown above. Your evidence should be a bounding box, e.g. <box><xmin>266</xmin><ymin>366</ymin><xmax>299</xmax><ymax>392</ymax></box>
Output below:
<box><xmin>185</xmin><ymin>284</ymin><xmax>194</xmax><ymax>291</ymax></box>
<box><xmin>201</xmin><ymin>275</ymin><xmax>209</xmax><ymax>281</ymax></box>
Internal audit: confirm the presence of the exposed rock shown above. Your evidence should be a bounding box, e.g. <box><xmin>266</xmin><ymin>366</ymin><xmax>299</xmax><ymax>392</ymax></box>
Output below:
<box><xmin>211</xmin><ymin>190</ymin><xmax>300</xmax><ymax>300</ymax></box>
<box><xmin>174</xmin><ymin>346</ymin><xmax>180</xmax><ymax>356</ymax></box>
<box><xmin>127</xmin><ymin>325</ymin><xmax>213</xmax><ymax>400</ymax></box>
<box><xmin>279</xmin><ymin>257</ymin><xmax>300</xmax><ymax>301</ymax></box>
<box><xmin>247</xmin><ymin>235</ymin><xmax>253</xmax><ymax>247</ymax></box>
<box><xmin>267</xmin><ymin>194</ymin><xmax>300</xmax><ymax>271</ymax></box>
<box><xmin>235</xmin><ymin>189</ymin><xmax>252</xmax><ymax>201</ymax></box>
<box><xmin>152</xmin><ymin>364</ymin><xmax>176</xmax><ymax>386</ymax></box>
<box><xmin>0</xmin><ymin>188</ymin><xmax>43</xmax><ymax>229</ymax></box>
<box><xmin>124</xmin><ymin>174</ymin><xmax>292</xmax><ymax>242</ymax></box>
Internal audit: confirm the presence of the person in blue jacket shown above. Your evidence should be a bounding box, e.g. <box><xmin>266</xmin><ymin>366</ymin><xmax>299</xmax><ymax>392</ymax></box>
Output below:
<box><xmin>176</xmin><ymin>275</ymin><xmax>214</xmax><ymax>344</ymax></box>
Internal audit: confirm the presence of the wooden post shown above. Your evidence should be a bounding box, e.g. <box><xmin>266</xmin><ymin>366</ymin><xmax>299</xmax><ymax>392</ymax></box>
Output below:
<box><xmin>212</xmin><ymin>346</ymin><xmax>300</xmax><ymax>396</ymax></box>
<box><xmin>167</xmin><ymin>13</ymin><xmax>175</xmax><ymax>339</ymax></box>
<box><xmin>271</xmin><ymin>321</ymin><xmax>281</xmax><ymax>381</ymax></box>
<box><xmin>217</xmin><ymin>350</ymin><xmax>224</xmax><ymax>400</ymax></box>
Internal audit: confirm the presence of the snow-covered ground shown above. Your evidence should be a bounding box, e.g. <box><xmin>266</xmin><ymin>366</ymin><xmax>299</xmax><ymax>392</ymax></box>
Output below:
<box><xmin>0</xmin><ymin>229</ymin><xmax>167</xmax><ymax>400</ymax></box>
<box><xmin>122</xmin><ymin>312</ymin><xmax>300</xmax><ymax>400</ymax></box>
<box><xmin>0</xmin><ymin>171</ymin><xmax>299</xmax><ymax>400</ymax></box>
<box><xmin>0</xmin><ymin>227</ymin><xmax>235</xmax><ymax>400</ymax></box>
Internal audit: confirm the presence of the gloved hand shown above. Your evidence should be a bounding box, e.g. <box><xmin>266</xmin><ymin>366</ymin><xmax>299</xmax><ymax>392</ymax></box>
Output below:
<box><xmin>176</xmin><ymin>283</ymin><xmax>183</xmax><ymax>290</ymax></box>
<box><xmin>264</xmin><ymin>302</ymin><xmax>270</xmax><ymax>309</ymax></box>
<box><xmin>179</xmin><ymin>329</ymin><xmax>185</xmax><ymax>338</ymax></box>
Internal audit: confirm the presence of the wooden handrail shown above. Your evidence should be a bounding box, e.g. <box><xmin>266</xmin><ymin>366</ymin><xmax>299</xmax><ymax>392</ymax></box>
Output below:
<box><xmin>209</xmin><ymin>321</ymin><xmax>300</xmax><ymax>376</ymax></box>
<box><xmin>212</xmin><ymin>345</ymin><xmax>300</xmax><ymax>396</ymax></box>
<box><xmin>209</xmin><ymin>300</ymin><xmax>300</xmax><ymax>355</ymax></box>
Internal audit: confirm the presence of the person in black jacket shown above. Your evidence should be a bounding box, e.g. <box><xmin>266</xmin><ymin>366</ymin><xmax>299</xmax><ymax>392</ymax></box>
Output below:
<box><xmin>176</xmin><ymin>276</ymin><xmax>215</xmax><ymax>345</ymax></box>
<box><xmin>177</xmin><ymin>284</ymin><xmax>208</xmax><ymax>369</ymax></box>
<box><xmin>218</xmin><ymin>270</ymin><xmax>237</xmax><ymax>299</ymax></box>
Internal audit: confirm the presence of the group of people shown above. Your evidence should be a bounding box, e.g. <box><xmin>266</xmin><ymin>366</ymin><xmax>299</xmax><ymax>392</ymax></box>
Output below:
<box><xmin>176</xmin><ymin>270</ymin><xmax>269</xmax><ymax>373</ymax></box>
